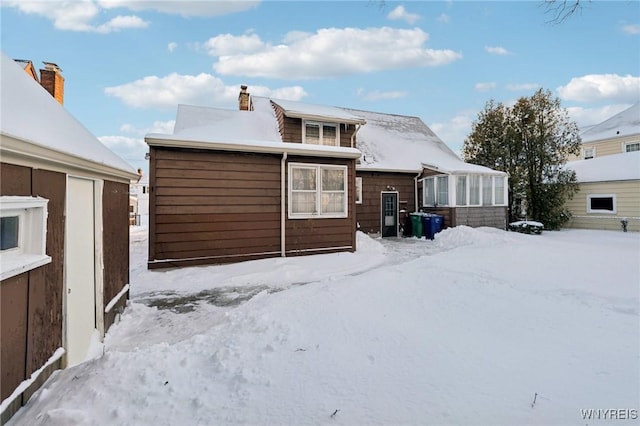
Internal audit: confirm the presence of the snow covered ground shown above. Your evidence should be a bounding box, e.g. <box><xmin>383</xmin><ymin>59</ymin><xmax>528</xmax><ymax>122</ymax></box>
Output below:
<box><xmin>8</xmin><ymin>225</ymin><xmax>639</xmax><ymax>425</ymax></box>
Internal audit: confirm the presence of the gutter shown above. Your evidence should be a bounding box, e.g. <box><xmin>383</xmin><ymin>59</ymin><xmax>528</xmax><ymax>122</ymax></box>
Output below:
<box><xmin>414</xmin><ymin>171</ymin><xmax>422</xmax><ymax>212</ymax></box>
<box><xmin>350</xmin><ymin>124</ymin><xmax>362</xmax><ymax>149</ymax></box>
<box><xmin>146</xmin><ymin>136</ymin><xmax>361</xmax><ymax>160</ymax></box>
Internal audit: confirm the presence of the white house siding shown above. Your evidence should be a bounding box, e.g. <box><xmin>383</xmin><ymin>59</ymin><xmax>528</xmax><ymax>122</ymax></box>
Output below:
<box><xmin>565</xmin><ymin>181</ymin><xmax>640</xmax><ymax>232</ymax></box>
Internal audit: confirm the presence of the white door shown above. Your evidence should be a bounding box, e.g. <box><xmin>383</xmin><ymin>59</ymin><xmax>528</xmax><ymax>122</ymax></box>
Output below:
<box><xmin>65</xmin><ymin>177</ymin><xmax>97</xmax><ymax>366</ymax></box>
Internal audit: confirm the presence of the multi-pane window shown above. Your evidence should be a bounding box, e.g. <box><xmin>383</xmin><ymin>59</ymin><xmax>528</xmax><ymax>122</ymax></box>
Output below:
<box><xmin>303</xmin><ymin>121</ymin><xmax>339</xmax><ymax>146</ymax></box>
<box><xmin>625</xmin><ymin>142</ymin><xmax>640</xmax><ymax>152</ymax></box>
<box><xmin>456</xmin><ymin>176</ymin><xmax>467</xmax><ymax>206</ymax></box>
<box><xmin>289</xmin><ymin>163</ymin><xmax>347</xmax><ymax>218</ymax></box>
<box><xmin>587</xmin><ymin>194</ymin><xmax>616</xmax><ymax>213</ymax></box>
<box><xmin>423</xmin><ymin>176</ymin><xmax>449</xmax><ymax>206</ymax></box>
<box><xmin>424</xmin><ymin>178</ymin><xmax>435</xmax><ymax>205</ymax></box>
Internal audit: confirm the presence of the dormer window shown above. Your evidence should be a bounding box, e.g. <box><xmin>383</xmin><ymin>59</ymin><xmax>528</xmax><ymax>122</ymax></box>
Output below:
<box><xmin>583</xmin><ymin>146</ymin><xmax>595</xmax><ymax>160</ymax></box>
<box><xmin>303</xmin><ymin>121</ymin><xmax>339</xmax><ymax>146</ymax></box>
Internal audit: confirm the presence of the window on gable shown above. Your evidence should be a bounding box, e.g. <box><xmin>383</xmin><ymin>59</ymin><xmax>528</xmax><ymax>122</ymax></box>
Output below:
<box><xmin>303</xmin><ymin>121</ymin><xmax>339</xmax><ymax>146</ymax></box>
<box><xmin>289</xmin><ymin>163</ymin><xmax>348</xmax><ymax>218</ymax></box>
<box><xmin>0</xmin><ymin>196</ymin><xmax>51</xmax><ymax>281</ymax></box>
<box><xmin>587</xmin><ymin>194</ymin><xmax>616</xmax><ymax>214</ymax></box>
<box><xmin>625</xmin><ymin>142</ymin><xmax>640</xmax><ymax>153</ymax></box>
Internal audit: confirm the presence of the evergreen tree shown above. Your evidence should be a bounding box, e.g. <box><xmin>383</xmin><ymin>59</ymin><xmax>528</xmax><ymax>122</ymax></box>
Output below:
<box><xmin>463</xmin><ymin>89</ymin><xmax>581</xmax><ymax>229</ymax></box>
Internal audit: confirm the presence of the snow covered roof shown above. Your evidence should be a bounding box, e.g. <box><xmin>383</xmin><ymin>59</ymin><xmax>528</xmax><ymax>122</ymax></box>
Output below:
<box><xmin>148</xmin><ymin>101</ymin><xmax>360</xmax><ymax>159</ymax></box>
<box><xmin>267</xmin><ymin>98</ymin><xmax>366</xmax><ymax>125</ymax></box>
<box><xmin>580</xmin><ymin>102</ymin><xmax>640</xmax><ymax>143</ymax></box>
<box><xmin>342</xmin><ymin>107</ymin><xmax>505</xmax><ymax>175</ymax></box>
<box><xmin>173</xmin><ymin>104</ymin><xmax>281</xmax><ymax>143</ymax></box>
<box><xmin>0</xmin><ymin>51</ymin><xmax>137</xmax><ymax>179</ymax></box>
<box><xmin>566</xmin><ymin>151</ymin><xmax>640</xmax><ymax>182</ymax></box>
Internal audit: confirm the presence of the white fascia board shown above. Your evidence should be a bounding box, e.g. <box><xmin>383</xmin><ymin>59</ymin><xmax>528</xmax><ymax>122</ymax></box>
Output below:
<box><xmin>356</xmin><ymin>166</ymin><xmax>421</xmax><ymax>174</ymax></box>
<box><xmin>284</xmin><ymin>112</ymin><xmax>366</xmax><ymax>126</ymax></box>
<box><xmin>145</xmin><ymin>135</ymin><xmax>362</xmax><ymax>160</ymax></box>
<box><xmin>421</xmin><ymin>162</ymin><xmax>507</xmax><ymax>176</ymax></box>
<box><xmin>1</xmin><ymin>133</ymin><xmax>139</xmax><ymax>183</ymax></box>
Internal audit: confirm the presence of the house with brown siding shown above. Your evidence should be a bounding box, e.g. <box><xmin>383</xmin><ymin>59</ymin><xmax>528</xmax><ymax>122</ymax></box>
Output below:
<box><xmin>0</xmin><ymin>52</ymin><xmax>138</xmax><ymax>423</ymax></box>
<box><xmin>145</xmin><ymin>93</ymin><xmax>362</xmax><ymax>269</ymax></box>
<box><xmin>345</xmin><ymin>108</ymin><xmax>509</xmax><ymax>235</ymax></box>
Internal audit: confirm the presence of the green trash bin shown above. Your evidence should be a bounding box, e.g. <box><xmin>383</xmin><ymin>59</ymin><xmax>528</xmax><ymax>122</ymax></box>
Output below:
<box><xmin>410</xmin><ymin>213</ymin><xmax>423</xmax><ymax>238</ymax></box>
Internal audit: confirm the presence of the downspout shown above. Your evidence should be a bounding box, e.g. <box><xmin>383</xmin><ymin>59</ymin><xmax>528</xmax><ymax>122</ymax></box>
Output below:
<box><xmin>350</xmin><ymin>124</ymin><xmax>362</xmax><ymax>148</ymax></box>
<box><xmin>414</xmin><ymin>171</ymin><xmax>422</xmax><ymax>213</ymax></box>
<box><xmin>281</xmin><ymin>152</ymin><xmax>287</xmax><ymax>257</ymax></box>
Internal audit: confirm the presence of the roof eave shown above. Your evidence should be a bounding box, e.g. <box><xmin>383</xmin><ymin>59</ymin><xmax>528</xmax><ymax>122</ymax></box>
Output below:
<box><xmin>283</xmin><ymin>111</ymin><xmax>366</xmax><ymax>125</ymax></box>
<box><xmin>145</xmin><ymin>135</ymin><xmax>362</xmax><ymax>160</ymax></box>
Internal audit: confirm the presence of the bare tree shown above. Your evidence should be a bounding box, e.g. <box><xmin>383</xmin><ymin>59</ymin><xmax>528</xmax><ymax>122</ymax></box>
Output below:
<box><xmin>543</xmin><ymin>0</ymin><xmax>587</xmax><ymax>23</ymax></box>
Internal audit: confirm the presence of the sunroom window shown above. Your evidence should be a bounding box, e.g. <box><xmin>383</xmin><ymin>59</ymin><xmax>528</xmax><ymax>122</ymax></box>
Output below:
<box><xmin>423</xmin><ymin>176</ymin><xmax>449</xmax><ymax>207</ymax></box>
<box><xmin>469</xmin><ymin>175</ymin><xmax>481</xmax><ymax>205</ymax></box>
<box><xmin>0</xmin><ymin>196</ymin><xmax>51</xmax><ymax>281</ymax></box>
<box><xmin>355</xmin><ymin>177</ymin><xmax>363</xmax><ymax>204</ymax></box>
<box><xmin>289</xmin><ymin>163</ymin><xmax>347</xmax><ymax>218</ymax></box>
<box><xmin>494</xmin><ymin>176</ymin><xmax>505</xmax><ymax>205</ymax></box>
<box><xmin>303</xmin><ymin>121</ymin><xmax>339</xmax><ymax>146</ymax></box>
<box><xmin>482</xmin><ymin>176</ymin><xmax>493</xmax><ymax>205</ymax></box>
<box><xmin>456</xmin><ymin>176</ymin><xmax>467</xmax><ymax>206</ymax></box>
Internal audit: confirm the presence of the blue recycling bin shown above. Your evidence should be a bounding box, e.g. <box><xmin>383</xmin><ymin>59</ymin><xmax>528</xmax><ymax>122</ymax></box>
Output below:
<box><xmin>422</xmin><ymin>214</ymin><xmax>444</xmax><ymax>239</ymax></box>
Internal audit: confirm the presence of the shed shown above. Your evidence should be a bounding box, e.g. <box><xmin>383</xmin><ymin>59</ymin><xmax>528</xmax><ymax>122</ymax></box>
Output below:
<box><xmin>0</xmin><ymin>51</ymin><xmax>138</xmax><ymax>423</ymax></box>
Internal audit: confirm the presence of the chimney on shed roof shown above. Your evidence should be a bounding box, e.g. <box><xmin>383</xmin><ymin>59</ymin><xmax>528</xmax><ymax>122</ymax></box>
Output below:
<box><xmin>40</xmin><ymin>61</ymin><xmax>64</xmax><ymax>105</ymax></box>
<box><xmin>238</xmin><ymin>85</ymin><xmax>250</xmax><ymax>111</ymax></box>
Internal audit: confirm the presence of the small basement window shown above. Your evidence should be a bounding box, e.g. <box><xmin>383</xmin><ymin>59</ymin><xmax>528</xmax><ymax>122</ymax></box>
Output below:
<box><xmin>0</xmin><ymin>196</ymin><xmax>51</xmax><ymax>281</ymax></box>
<box><xmin>587</xmin><ymin>194</ymin><xmax>616</xmax><ymax>214</ymax></box>
<box><xmin>625</xmin><ymin>142</ymin><xmax>640</xmax><ymax>153</ymax></box>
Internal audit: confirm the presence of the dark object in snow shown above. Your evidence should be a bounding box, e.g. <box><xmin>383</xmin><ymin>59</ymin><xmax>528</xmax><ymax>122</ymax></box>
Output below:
<box><xmin>621</xmin><ymin>218</ymin><xmax>628</xmax><ymax>232</ymax></box>
<box><xmin>509</xmin><ymin>220</ymin><xmax>544</xmax><ymax>235</ymax></box>
<box><xmin>164</xmin><ymin>381</ymin><xmax>169</xmax><ymax>386</ymax></box>
<box><xmin>531</xmin><ymin>392</ymin><xmax>538</xmax><ymax>408</ymax></box>
<box><xmin>330</xmin><ymin>409</ymin><xmax>339</xmax><ymax>418</ymax></box>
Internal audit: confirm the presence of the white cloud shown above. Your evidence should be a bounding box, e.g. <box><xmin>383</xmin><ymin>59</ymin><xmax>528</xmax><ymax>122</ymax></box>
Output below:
<box><xmin>621</xmin><ymin>23</ymin><xmax>640</xmax><ymax>35</ymax></box>
<box><xmin>4</xmin><ymin>0</ymin><xmax>148</xmax><ymax>33</ymax></box>
<box><xmin>475</xmin><ymin>82</ymin><xmax>496</xmax><ymax>91</ymax></box>
<box><xmin>566</xmin><ymin>104</ymin><xmax>633</xmax><ymax>129</ymax></box>
<box><xmin>557</xmin><ymin>74</ymin><xmax>640</xmax><ymax>103</ymax></box>
<box><xmin>4</xmin><ymin>0</ymin><xmax>257</xmax><ymax>32</ymax></box>
<box><xmin>356</xmin><ymin>89</ymin><xmax>408</xmax><ymax>101</ymax></box>
<box><xmin>168</xmin><ymin>42</ymin><xmax>178</xmax><ymax>53</ymax></box>
<box><xmin>212</xmin><ymin>27</ymin><xmax>462</xmax><ymax>79</ymax></box>
<box><xmin>97</xmin><ymin>0</ymin><xmax>259</xmax><ymax>17</ymax></box>
<box><xmin>506</xmin><ymin>83</ymin><xmax>541</xmax><ymax>92</ymax></box>
<box><xmin>119</xmin><ymin>120</ymin><xmax>176</xmax><ymax>135</ymax></box>
<box><xmin>484</xmin><ymin>46</ymin><xmax>510</xmax><ymax>56</ymax></box>
<box><xmin>202</xmin><ymin>34</ymin><xmax>265</xmax><ymax>56</ymax></box>
<box><xmin>98</xmin><ymin>135</ymin><xmax>148</xmax><ymax>164</ymax></box>
<box><xmin>105</xmin><ymin>74</ymin><xmax>306</xmax><ymax>109</ymax></box>
<box><xmin>387</xmin><ymin>5</ymin><xmax>420</xmax><ymax>25</ymax></box>
<box><xmin>430</xmin><ymin>111</ymin><xmax>476</xmax><ymax>155</ymax></box>
<box><xmin>437</xmin><ymin>13</ymin><xmax>450</xmax><ymax>23</ymax></box>
<box><xmin>95</xmin><ymin>15</ymin><xmax>148</xmax><ymax>33</ymax></box>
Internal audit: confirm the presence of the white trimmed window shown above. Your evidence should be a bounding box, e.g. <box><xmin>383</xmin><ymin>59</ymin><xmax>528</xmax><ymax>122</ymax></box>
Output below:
<box><xmin>482</xmin><ymin>176</ymin><xmax>493</xmax><ymax>205</ymax></box>
<box><xmin>494</xmin><ymin>176</ymin><xmax>506</xmax><ymax>205</ymax></box>
<box><xmin>587</xmin><ymin>194</ymin><xmax>616</xmax><ymax>214</ymax></box>
<box><xmin>422</xmin><ymin>176</ymin><xmax>449</xmax><ymax>207</ymax></box>
<box><xmin>355</xmin><ymin>177</ymin><xmax>363</xmax><ymax>204</ymax></box>
<box><xmin>583</xmin><ymin>146</ymin><xmax>595</xmax><ymax>159</ymax></box>
<box><xmin>1</xmin><ymin>196</ymin><xmax>51</xmax><ymax>281</ymax></box>
<box><xmin>303</xmin><ymin>121</ymin><xmax>340</xmax><ymax>146</ymax></box>
<box><xmin>456</xmin><ymin>176</ymin><xmax>467</xmax><ymax>206</ymax></box>
<box><xmin>469</xmin><ymin>175</ymin><xmax>481</xmax><ymax>206</ymax></box>
<box><xmin>289</xmin><ymin>163</ymin><xmax>348</xmax><ymax>218</ymax></box>
<box><xmin>624</xmin><ymin>142</ymin><xmax>640</xmax><ymax>153</ymax></box>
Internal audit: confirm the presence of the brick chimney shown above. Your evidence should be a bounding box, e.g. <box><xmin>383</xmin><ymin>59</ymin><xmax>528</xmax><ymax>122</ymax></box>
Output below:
<box><xmin>238</xmin><ymin>85</ymin><xmax>250</xmax><ymax>111</ymax></box>
<box><xmin>40</xmin><ymin>62</ymin><xmax>64</xmax><ymax>105</ymax></box>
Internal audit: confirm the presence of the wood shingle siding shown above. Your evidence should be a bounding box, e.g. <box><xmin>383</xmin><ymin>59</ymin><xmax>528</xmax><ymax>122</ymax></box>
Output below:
<box><xmin>148</xmin><ymin>148</ymin><xmax>357</xmax><ymax>268</ymax></box>
<box><xmin>149</xmin><ymin>147</ymin><xmax>283</xmax><ymax>268</ymax></box>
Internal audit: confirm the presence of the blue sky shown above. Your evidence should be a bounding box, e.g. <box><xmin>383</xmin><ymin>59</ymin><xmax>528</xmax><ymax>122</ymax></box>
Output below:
<box><xmin>2</xmin><ymin>1</ymin><xmax>639</xmax><ymax>174</ymax></box>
